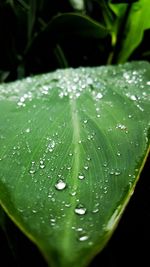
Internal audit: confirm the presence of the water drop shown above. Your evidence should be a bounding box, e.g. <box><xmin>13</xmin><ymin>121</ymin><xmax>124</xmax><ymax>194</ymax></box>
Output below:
<box><xmin>96</xmin><ymin>114</ymin><xmax>100</xmax><ymax>118</ymax></box>
<box><xmin>75</xmin><ymin>204</ymin><xmax>87</xmax><ymax>215</ymax></box>
<box><xmin>115</xmin><ymin>171</ymin><xmax>121</xmax><ymax>176</ymax></box>
<box><xmin>32</xmin><ymin>209</ymin><xmax>37</xmax><ymax>214</ymax></box>
<box><xmin>96</xmin><ymin>92</ymin><xmax>103</xmax><ymax>99</ymax></box>
<box><xmin>116</xmin><ymin>124</ymin><xmax>127</xmax><ymax>130</ymax></box>
<box><xmin>29</xmin><ymin>161</ymin><xmax>36</xmax><ymax>174</ymax></box>
<box><xmin>84</xmin><ymin>166</ymin><xmax>89</xmax><ymax>170</ymax></box>
<box><xmin>70</xmin><ymin>191</ymin><xmax>77</xmax><ymax>196</ymax></box>
<box><xmin>67</xmin><ymin>166</ymin><xmax>71</xmax><ymax>170</ymax></box>
<box><xmin>78</xmin><ymin>235</ymin><xmax>89</xmax><ymax>241</ymax></box>
<box><xmin>65</xmin><ymin>203</ymin><xmax>71</xmax><ymax>208</ymax></box>
<box><xmin>130</xmin><ymin>95</ymin><xmax>137</xmax><ymax>101</ymax></box>
<box><xmin>77</xmin><ymin>227</ymin><xmax>83</xmax><ymax>232</ymax></box>
<box><xmin>50</xmin><ymin>218</ymin><xmax>56</xmax><ymax>223</ymax></box>
<box><xmin>39</xmin><ymin>160</ymin><xmax>45</xmax><ymax>169</ymax></box>
<box><xmin>29</xmin><ymin>169</ymin><xmax>35</xmax><ymax>174</ymax></box>
<box><xmin>78</xmin><ymin>174</ymin><xmax>85</xmax><ymax>180</ymax></box>
<box><xmin>92</xmin><ymin>208</ymin><xmax>99</xmax><ymax>213</ymax></box>
<box><xmin>55</xmin><ymin>180</ymin><xmax>67</xmax><ymax>190</ymax></box>
<box><xmin>25</xmin><ymin>128</ymin><xmax>31</xmax><ymax>133</ymax></box>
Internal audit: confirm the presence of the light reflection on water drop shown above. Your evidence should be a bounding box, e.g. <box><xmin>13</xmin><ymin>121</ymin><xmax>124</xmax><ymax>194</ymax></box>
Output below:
<box><xmin>78</xmin><ymin>174</ymin><xmax>85</xmax><ymax>180</ymax></box>
<box><xmin>55</xmin><ymin>180</ymin><xmax>67</xmax><ymax>190</ymax></box>
<box><xmin>78</xmin><ymin>235</ymin><xmax>89</xmax><ymax>241</ymax></box>
<box><xmin>75</xmin><ymin>204</ymin><xmax>87</xmax><ymax>215</ymax></box>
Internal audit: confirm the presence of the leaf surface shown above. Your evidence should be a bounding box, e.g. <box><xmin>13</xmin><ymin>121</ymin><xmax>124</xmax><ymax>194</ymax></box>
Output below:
<box><xmin>0</xmin><ymin>62</ymin><xmax>150</xmax><ymax>267</ymax></box>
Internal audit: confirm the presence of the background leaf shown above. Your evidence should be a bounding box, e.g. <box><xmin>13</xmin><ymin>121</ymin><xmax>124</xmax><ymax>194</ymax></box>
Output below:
<box><xmin>0</xmin><ymin>61</ymin><xmax>150</xmax><ymax>267</ymax></box>
<box><xmin>110</xmin><ymin>0</ymin><xmax>150</xmax><ymax>63</ymax></box>
<box><xmin>48</xmin><ymin>12</ymin><xmax>109</xmax><ymax>39</ymax></box>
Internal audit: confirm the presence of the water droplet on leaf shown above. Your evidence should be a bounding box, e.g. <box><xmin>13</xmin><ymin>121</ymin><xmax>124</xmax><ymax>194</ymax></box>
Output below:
<box><xmin>55</xmin><ymin>180</ymin><xmax>66</xmax><ymax>190</ymax></box>
<box><xmin>75</xmin><ymin>204</ymin><xmax>87</xmax><ymax>215</ymax></box>
<box><xmin>78</xmin><ymin>174</ymin><xmax>85</xmax><ymax>180</ymax></box>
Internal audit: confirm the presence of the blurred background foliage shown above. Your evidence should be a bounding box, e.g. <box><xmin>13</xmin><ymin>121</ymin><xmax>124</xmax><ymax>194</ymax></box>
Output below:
<box><xmin>0</xmin><ymin>0</ymin><xmax>150</xmax><ymax>83</ymax></box>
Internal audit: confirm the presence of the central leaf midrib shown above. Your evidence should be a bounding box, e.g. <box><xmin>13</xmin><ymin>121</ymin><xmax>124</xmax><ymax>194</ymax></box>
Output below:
<box><xmin>61</xmin><ymin>97</ymin><xmax>81</xmax><ymax>257</ymax></box>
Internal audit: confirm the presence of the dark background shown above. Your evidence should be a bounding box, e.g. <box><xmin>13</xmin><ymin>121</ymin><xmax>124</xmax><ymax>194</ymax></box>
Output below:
<box><xmin>0</xmin><ymin>0</ymin><xmax>150</xmax><ymax>266</ymax></box>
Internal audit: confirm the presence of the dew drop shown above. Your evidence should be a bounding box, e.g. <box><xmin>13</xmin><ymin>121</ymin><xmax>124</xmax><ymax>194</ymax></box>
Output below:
<box><xmin>78</xmin><ymin>174</ymin><xmax>85</xmax><ymax>180</ymax></box>
<box><xmin>115</xmin><ymin>171</ymin><xmax>121</xmax><ymax>176</ymax></box>
<box><xmin>84</xmin><ymin>166</ymin><xmax>89</xmax><ymax>170</ymax></box>
<box><xmin>130</xmin><ymin>95</ymin><xmax>137</xmax><ymax>101</ymax></box>
<box><xmin>29</xmin><ymin>169</ymin><xmax>36</xmax><ymax>174</ymax></box>
<box><xmin>32</xmin><ymin>209</ymin><xmax>37</xmax><ymax>214</ymax></box>
<box><xmin>70</xmin><ymin>191</ymin><xmax>77</xmax><ymax>196</ymax></box>
<box><xmin>77</xmin><ymin>227</ymin><xmax>83</xmax><ymax>232</ymax></box>
<box><xmin>78</xmin><ymin>235</ymin><xmax>89</xmax><ymax>241</ymax></box>
<box><xmin>83</xmin><ymin>119</ymin><xmax>88</xmax><ymax>124</ymax></box>
<box><xmin>50</xmin><ymin>218</ymin><xmax>56</xmax><ymax>223</ymax></box>
<box><xmin>67</xmin><ymin>166</ymin><xmax>71</xmax><ymax>170</ymax></box>
<box><xmin>116</xmin><ymin>124</ymin><xmax>127</xmax><ymax>130</ymax></box>
<box><xmin>25</xmin><ymin>128</ymin><xmax>31</xmax><ymax>133</ymax></box>
<box><xmin>29</xmin><ymin>161</ymin><xmax>36</xmax><ymax>174</ymax></box>
<box><xmin>65</xmin><ymin>203</ymin><xmax>71</xmax><ymax>208</ymax></box>
<box><xmin>96</xmin><ymin>92</ymin><xmax>103</xmax><ymax>100</ymax></box>
<box><xmin>92</xmin><ymin>208</ymin><xmax>99</xmax><ymax>214</ymax></box>
<box><xmin>55</xmin><ymin>180</ymin><xmax>66</xmax><ymax>190</ymax></box>
<box><xmin>39</xmin><ymin>160</ymin><xmax>45</xmax><ymax>169</ymax></box>
<box><xmin>75</xmin><ymin>204</ymin><xmax>87</xmax><ymax>215</ymax></box>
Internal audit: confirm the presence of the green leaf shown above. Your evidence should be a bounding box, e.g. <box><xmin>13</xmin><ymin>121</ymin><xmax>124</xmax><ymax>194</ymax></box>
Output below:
<box><xmin>108</xmin><ymin>3</ymin><xmax>128</xmax><ymax>46</ymax></box>
<box><xmin>112</xmin><ymin>0</ymin><xmax>150</xmax><ymax>62</ymax></box>
<box><xmin>0</xmin><ymin>62</ymin><xmax>150</xmax><ymax>267</ymax></box>
<box><xmin>47</xmin><ymin>13</ymin><xmax>109</xmax><ymax>39</ymax></box>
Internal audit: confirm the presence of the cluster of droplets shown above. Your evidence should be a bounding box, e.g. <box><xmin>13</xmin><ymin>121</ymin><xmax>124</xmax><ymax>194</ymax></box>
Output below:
<box><xmin>55</xmin><ymin>68</ymin><xmax>93</xmax><ymax>99</ymax></box>
<box><xmin>116</xmin><ymin>123</ymin><xmax>128</xmax><ymax>133</ymax></box>
<box><xmin>53</xmin><ymin>67</ymin><xmax>108</xmax><ymax>100</ymax></box>
<box><xmin>17</xmin><ymin>91</ymin><xmax>33</xmax><ymax>107</ymax></box>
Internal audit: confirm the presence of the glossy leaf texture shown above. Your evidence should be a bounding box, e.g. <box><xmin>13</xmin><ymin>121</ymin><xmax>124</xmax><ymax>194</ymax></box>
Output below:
<box><xmin>0</xmin><ymin>62</ymin><xmax>150</xmax><ymax>267</ymax></box>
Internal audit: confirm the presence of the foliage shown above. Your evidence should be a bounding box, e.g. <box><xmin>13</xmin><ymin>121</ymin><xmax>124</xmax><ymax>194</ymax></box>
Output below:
<box><xmin>0</xmin><ymin>0</ymin><xmax>150</xmax><ymax>82</ymax></box>
<box><xmin>0</xmin><ymin>0</ymin><xmax>150</xmax><ymax>266</ymax></box>
<box><xmin>0</xmin><ymin>62</ymin><xmax>150</xmax><ymax>267</ymax></box>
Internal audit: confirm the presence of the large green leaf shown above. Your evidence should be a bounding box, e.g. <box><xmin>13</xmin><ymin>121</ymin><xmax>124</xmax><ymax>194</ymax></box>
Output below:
<box><xmin>0</xmin><ymin>62</ymin><xmax>150</xmax><ymax>267</ymax></box>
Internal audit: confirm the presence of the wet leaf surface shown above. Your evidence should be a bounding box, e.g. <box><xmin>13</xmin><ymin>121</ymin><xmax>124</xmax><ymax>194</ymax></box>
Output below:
<box><xmin>0</xmin><ymin>61</ymin><xmax>150</xmax><ymax>267</ymax></box>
